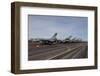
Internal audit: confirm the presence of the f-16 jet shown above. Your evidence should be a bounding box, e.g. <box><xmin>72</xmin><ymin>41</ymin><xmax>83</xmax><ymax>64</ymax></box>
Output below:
<box><xmin>30</xmin><ymin>33</ymin><xmax>58</xmax><ymax>45</ymax></box>
<box><xmin>63</xmin><ymin>35</ymin><xmax>72</xmax><ymax>43</ymax></box>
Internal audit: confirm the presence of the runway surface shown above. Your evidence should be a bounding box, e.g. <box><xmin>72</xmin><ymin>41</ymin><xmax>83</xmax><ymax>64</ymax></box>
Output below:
<box><xmin>28</xmin><ymin>42</ymin><xmax>88</xmax><ymax>60</ymax></box>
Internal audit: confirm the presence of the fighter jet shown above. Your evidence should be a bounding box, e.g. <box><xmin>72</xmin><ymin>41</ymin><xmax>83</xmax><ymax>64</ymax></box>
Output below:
<box><xmin>71</xmin><ymin>37</ymin><xmax>82</xmax><ymax>42</ymax></box>
<box><xmin>31</xmin><ymin>33</ymin><xmax>58</xmax><ymax>45</ymax></box>
<box><xmin>63</xmin><ymin>35</ymin><xmax>72</xmax><ymax>43</ymax></box>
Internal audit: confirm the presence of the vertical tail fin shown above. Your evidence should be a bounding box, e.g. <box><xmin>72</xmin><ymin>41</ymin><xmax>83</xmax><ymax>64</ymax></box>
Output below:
<box><xmin>50</xmin><ymin>33</ymin><xmax>57</xmax><ymax>40</ymax></box>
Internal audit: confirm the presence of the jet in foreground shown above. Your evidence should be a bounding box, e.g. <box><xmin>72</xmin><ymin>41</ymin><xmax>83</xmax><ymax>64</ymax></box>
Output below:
<box><xmin>29</xmin><ymin>33</ymin><xmax>58</xmax><ymax>45</ymax></box>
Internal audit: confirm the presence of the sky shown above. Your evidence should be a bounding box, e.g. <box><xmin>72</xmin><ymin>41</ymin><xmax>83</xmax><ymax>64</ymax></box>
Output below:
<box><xmin>28</xmin><ymin>15</ymin><xmax>88</xmax><ymax>41</ymax></box>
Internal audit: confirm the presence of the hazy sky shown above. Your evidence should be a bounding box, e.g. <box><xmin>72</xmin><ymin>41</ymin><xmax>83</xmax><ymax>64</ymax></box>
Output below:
<box><xmin>28</xmin><ymin>15</ymin><xmax>88</xmax><ymax>41</ymax></box>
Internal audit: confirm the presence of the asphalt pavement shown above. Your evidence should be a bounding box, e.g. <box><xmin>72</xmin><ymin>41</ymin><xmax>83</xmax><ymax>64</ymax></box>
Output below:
<box><xmin>28</xmin><ymin>43</ymin><xmax>88</xmax><ymax>60</ymax></box>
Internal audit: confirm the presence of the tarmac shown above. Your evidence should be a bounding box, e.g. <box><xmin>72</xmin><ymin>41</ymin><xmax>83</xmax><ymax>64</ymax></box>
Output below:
<box><xmin>28</xmin><ymin>42</ymin><xmax>88</xmax><ymax>60</ymax></box>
